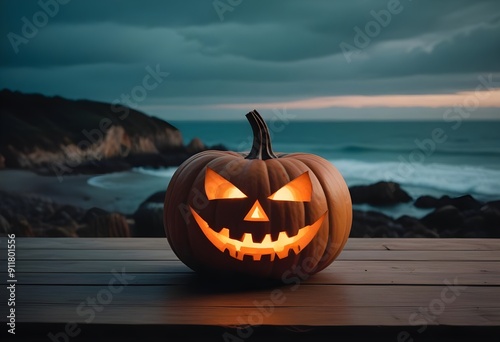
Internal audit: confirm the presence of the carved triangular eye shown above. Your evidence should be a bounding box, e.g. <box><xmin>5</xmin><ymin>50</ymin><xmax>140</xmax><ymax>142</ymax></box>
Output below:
<box><xmin>205</xmin><ymin>168</ymin><xmax>247</xmax><ymax>200</ymax></box>
<box><xmin>268</xmin><ymin>172</ymin><xmax>312</xmax><ymax>202</ymax></box>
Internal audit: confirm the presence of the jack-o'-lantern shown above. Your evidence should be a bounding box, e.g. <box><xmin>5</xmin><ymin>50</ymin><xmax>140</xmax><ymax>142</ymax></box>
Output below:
<box><xmin>164</xmin><ymin>110</ymin><xmax>352</xmax><ymax>279</ymax></box>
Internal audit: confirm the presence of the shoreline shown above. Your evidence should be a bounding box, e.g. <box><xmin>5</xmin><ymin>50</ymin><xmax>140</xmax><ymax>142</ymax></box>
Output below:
<box><xmin>0</xmin><ymin>169</ymin><xmax>154</xmax><ymax>215</ymax></box>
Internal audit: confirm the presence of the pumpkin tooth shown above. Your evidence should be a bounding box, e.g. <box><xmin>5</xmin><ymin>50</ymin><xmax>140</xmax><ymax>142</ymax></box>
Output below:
<box><xmin>242</xmin><ymin>233</ymin><xmax>253</xmax><ymax>244</ymax></box>
<box><xmin>274</xmin><ymin>231</ymin><xmax>288</xmax><ymax>252</ymax></box>
<box><xmin>219</xmin><ymin>228</ymin><xmax>230</xmax><ymax>238</ymax></box>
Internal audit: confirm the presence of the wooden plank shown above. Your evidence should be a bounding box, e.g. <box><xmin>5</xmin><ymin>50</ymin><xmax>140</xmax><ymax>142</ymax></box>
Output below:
<box><xmin>13</xmin><ymin>237</ymin><xmax>171</xmax><ymax>250</ymax></box>
<box><xmin>13</xmin><ymin>268</ymin><xmax>500</xmax><ymax>286</ymax></box>
<box><xmin>11</xmin><ymin>259</ymin><xmax>190</xmax><ymax>273</ymax></box>
<box><xmin>345</xmin><ymin>239</ymin><xmax>500</xmax><ymax>251</ymax></box>
<box><xmin>15</xmin><ymin>304</ymin><xmax>500</xmax><ymax>326</ymax></box>
<box><xmin>11</xmin><ymin>259</ymin><xmax>500</xmax><ymax>276</ymax></box>
<box><xmin>11</xmin><ymin>249</ymin><xmax>179</xmax><ymax>261</ymax></box>
<box><xmin>12</xmin><ymin>285</ymin><xmax>498</xmax><ymax>309</ymax></box>
<box><xmin>7</xmin><ymin>249</ymin><xmax>500</xmax><ymax>261</ymax></box>
<box><xmin>9</xmin><ymin>237</ymin><xmax>500</xmax><ymax>251</ymax></box>
<box><xmin>14</xmin><ymin>272</ymin><xmax>196</xmax><ymax>286</ymax></box>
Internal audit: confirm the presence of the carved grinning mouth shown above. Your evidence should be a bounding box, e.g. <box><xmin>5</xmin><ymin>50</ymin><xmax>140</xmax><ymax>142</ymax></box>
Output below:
<box><xmin>190</xmin><ymin>207</ymin><xmax>326</xmax><ymax>261</ymax></box>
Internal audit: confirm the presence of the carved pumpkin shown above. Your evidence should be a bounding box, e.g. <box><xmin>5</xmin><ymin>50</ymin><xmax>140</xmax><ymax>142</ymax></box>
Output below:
<box><xmin>164</xmin><ymin>110</ymin><xmax>352</xmax><ymax>279</ymax></box>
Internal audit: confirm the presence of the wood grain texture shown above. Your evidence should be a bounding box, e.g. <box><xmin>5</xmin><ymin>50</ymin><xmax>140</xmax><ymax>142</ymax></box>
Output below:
<box><xmin>15</xmin><ymin>305</ymin><xmax>500</xmax><ymax>326</ymax></box>
<box><xmin>12</xmin><ymin>268</ymin><xmax>500</xmax><ymax>286</ymax></box>
<box><xmin>13</xmin><ymin>284</ymin><xmax>500</xmax><ymax>309</ymax></box>
<box><xmin>8</xmin><ymin>249</ymin><xmax>500</xmax><ymax>261</ymax></box>
<box><xmin>11</xmin><ymin>237</ymin><xmax>500</xmax><ymax>251</ymax></box>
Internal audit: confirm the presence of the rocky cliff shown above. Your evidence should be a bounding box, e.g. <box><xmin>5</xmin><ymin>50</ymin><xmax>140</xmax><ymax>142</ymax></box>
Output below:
<box><xmin>0</xmin><ymin>89</ymin><xmax>211</xmax><ymax>174</ymax></box>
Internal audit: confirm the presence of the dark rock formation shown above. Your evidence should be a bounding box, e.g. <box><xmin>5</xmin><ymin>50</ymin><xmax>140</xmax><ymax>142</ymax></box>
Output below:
<box><xmin>349</xmin><ymin>181</ymin><xmax>412</xmax><ymax>206</ymax></box>
<box><xmin>82</xmin><ymin>207</ymin><xmax>109</xmax><ymax>224</ymax></box>
<box><xmin>395</xmin><ymin>215</ymin><xmax>439</xmax><ymax>238</ymax></box>
<box><xmin>349</xmin><ymin>191</ymin><xmax>500</xmax><ymax>238</ymax></box>
<box><xmin>46</xmin><ymin>227</ymin><xmax>77</xmax><ymax>237</ymax></box>
<box><xmin>415</xmin><ymin>195</ymin><xmax>482</xmax><ymax>211</ymax></box>
<box><xmin>11</xmin><ymin>216</ymin><xmax>35</xmax><ymax>237</ymax></box>
<box><xmin>187</xmin><ymin>138</ymin><xmax>206</xmax><ymax>154</ymax></box>
<box><xmin>0</xmin><ymin>215</ymin><xmax>11</xmax><ymax>235</ymax></box>
<box><xmin>350</xmin><ymin>210</ymin><xmax>401</xmax><ymax>237</ymax></box>
<box><xmin>486</xmin><ymin>200</ymin><xmax>500</xmax><ymax>210</ymax></box>
<box><xmin>46</xmin><ymin>205</ymin><xmax>85</xmax><ymax>229</ymax></box>
<box><xmin>350</xmin><ymin>210</ymin><xmax>437</xmax><ymax>238</ymax></box>
<box><xmin>0</xmin><ymin>89</ymin><xmax>218</xmax><ymax>174</ymax></box>
<box><xmin>479</xmin><ymin>202</ymin><xmax>500</xmax><ymax>237</ymax></box>
<box><xmin>143</xmin><ymin>191</ymin><xmax>167</xmax><ymax>204</ymax></box>
<box><xmin>422</xmin><ymin>205</ymin><xmax>465</xmax><ymax>231</ymax></box>
<box><xmin>89</xmin><ymin>213</ymin><xmax>130</xmax><ymax>237</ymax></box>
<box><xmin>132</xmin><ymin>192</ymin><xmax>166</xmax><ymax>237</ymax></box>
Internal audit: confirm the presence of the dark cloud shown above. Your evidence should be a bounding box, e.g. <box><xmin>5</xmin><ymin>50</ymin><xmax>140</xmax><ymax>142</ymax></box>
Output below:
<box><xmin>0</xmin><ymin>0</ymin><xmax>499</xmax><ymax>118</ymax></box>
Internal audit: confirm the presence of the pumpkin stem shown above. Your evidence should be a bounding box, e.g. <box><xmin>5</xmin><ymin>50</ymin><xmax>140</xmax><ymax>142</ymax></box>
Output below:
<box><xmin>245</xmin><ymin>110</ymin><xmax>278</xmax><ymax>160</ymax></box>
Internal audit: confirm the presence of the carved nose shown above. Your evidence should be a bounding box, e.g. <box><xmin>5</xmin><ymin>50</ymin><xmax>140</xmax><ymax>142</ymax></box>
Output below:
<box><xmin>244</xmin><ymin>200</ymin><xmax>269</xmax><ymax>222</ymax></box>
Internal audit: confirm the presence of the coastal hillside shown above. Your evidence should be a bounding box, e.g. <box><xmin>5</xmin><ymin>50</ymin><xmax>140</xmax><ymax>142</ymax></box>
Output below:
<box><xmin>0</xmin><ymin>89</ymin><xmax>211</xmax><ymax>174</ymax></box>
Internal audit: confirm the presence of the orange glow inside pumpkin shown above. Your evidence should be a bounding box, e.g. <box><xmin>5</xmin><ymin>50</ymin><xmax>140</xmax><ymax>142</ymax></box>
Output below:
<box><xmin>191</xmin><ymin>208</ymin><xmax>326</xmax><ymax>261</ymax></box>
<box><xmin>244</xmin><ymin>200</ymin><xmax>269</xmax><ymax>222</ymax></box>
<box><xmin>194</xmin><ymin>168</ymin><xmax>323</xmax><ymax>261</ymax></box>
<box><xmin>205</xmin><ymin>167</ymin><xmax>247</xmax><ymax>200</ymax></box>
<box><xmin>268</xmin><ymin>172</ymin><xmax>312</xmax><ymax>202</ymax></box>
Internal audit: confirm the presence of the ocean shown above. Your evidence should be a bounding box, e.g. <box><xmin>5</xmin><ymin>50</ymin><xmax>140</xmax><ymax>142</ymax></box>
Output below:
<box><xmin>87</xmin><ymin>120</ymin><xmax>500</xmax><ymax>217</ymax></box>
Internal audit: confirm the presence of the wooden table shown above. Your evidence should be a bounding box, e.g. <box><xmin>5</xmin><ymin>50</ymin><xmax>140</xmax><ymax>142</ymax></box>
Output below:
<box><xmin>2</xmin><ymin>238</ymin><xmax>500</xmax><ymax>341</ymax></box>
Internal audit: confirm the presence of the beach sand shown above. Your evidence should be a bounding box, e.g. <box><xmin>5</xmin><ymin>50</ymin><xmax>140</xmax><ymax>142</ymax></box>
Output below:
<box><xmin>0</xmin><ymin>169</ymin><xmax>167</xmax><ymax>214</ymax></box>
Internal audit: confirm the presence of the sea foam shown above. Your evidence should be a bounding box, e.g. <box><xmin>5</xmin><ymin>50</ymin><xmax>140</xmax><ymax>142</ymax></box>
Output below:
<box><xmin>333</xmin><ymin>159</ymin><xmax>500</xmax><ymax>200</ymax></box>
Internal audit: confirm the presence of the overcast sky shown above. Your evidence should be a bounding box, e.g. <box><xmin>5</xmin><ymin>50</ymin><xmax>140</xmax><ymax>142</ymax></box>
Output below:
<box><xmin>1</xmin><ymin>0</ymin><xmax>500</xmax><ymax>120</ymax></box>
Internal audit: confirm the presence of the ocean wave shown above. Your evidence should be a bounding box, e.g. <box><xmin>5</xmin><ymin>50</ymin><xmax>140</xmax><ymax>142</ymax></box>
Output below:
<box><xmin>132</xmin><ymin>167</ymin><xmax>177</xmax><ymax>178</ymax></box>
<box><xmin>333</xmin><ymin>159</ymin><xmax>500</xmax><ymax>199</ymax></box>
<box><xmin>87</xmin><ymin>173</ymin><xmax>130</xmax><ymax>189</ymax></box>
<box><xmin>87</xmin><ymin>167</ymin><xmax>176</xmax><ymax>189</ymax></box>
<box><xmin>268</xmin><ymin>142</ymin><xmax>500</xmax><ymax>158</ymax></box>
<box><xmin>337</xmin><ymin>144</ymin><xmax>500</xmax><ymax>157</ymax></box>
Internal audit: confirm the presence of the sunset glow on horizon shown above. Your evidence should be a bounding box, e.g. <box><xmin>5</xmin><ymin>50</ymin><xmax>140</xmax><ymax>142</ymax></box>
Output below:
<box><xmin>210</xmin><ymin>89</ymin><xmax>500</xmax><ymax>110</ymax></box>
